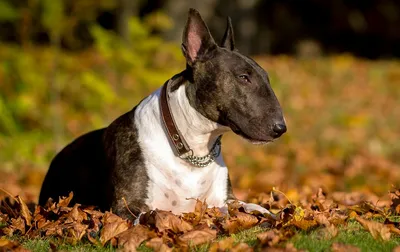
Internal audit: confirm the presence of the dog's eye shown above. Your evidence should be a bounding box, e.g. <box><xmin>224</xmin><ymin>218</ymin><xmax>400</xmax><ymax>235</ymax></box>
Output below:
<box><xmin>238</xmin><ymin>74</ymin><xmax>251</xmax><ymax>83</ymax></box>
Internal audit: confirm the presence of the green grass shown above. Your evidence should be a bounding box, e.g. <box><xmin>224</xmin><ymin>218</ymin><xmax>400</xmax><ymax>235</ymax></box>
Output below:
<box><xmin>292</xmin><ymin>221</ymin><xmax>400</xmax><ymax>252</ymax></box>
<box><xmin>193</xmin><ymin>225</ymin><xmax>268</xmax><ymax>251</ymax></box>
<box><xmin>230</xmin><ymin>225</ymin><xmax>267</xmax><ymax>246</ymax></box>
<box><xmin>13</xmin><ymin>237</ymin><xmax>115</xmax><ymax>252</ymax></box>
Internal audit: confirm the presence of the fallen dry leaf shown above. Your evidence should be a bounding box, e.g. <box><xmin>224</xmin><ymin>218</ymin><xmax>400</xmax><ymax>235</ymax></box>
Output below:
<box><xmin>314</xmin><ymin>214</ymin><xmax>338</xmax><ymax>239</ymax></box>
<box><xmin>209</xmin><ymin>237</ymin><xmax>235</xmax><ymax>251</ymax></box>
<box><xmin>384</xmin><ymin>219</ymin><xmax>400</xmax><ymax>236</ymax></box>
<box><xmin>84</xmin><ymin>208</ymin><xmax>104</xmax><ymax>237</ymax></box>
<box><xmin>100</xmin><ymin>212</ymin><xmax>130</xmax><ymax>245</ymax></box>
<box><xmin>231</xmin><ymin>243</ymin><xmax>253</xmax><ymax>252</ymax></box>
<box><xmin>67</xmin><ymin>222</ymin><xmax>89</xmax><ymax>243</ymax></box>
<box><xmin>65</xmin><ymin>204</ymin><xmax>87</xmax><ymax>223</ymax></box>
<box><xmin>116</xmin><ymin>225</ymin><xmax>155</xmax><ymax>252</ymax></box>
<box><xmin>262</xmin><ymin>242</ymin><xmax>300</xmax><ymax>252</ymax></box>
<box><xmin>331</xmin><ymin>242</ymin><xmax>360</xmax><ymax>252</ymax></box>
<box><xmin>2</xmin><ymin>183</ymin><xmax>400</xmax><ymax>251</ymax></box>
<box><xmin>257</xmin><ymin>230</ymin><xmax>281</xmax><ymax>247</ymax></box>
<box><xmin>223</xmin><ymin>212</ymin><xmax>259</xmax><ymax>234</ymax></box>
<box><xmin>150</xmin><ymin>210</ymin><xmax>193</xmax><ymax>233</ymax></box>
<box><xmin>389</xmin><ymin>189</ymin><xmax>400</xmax><ymax>215</ymax></box>
<box><xmin>0</xmin><ymin>237</ymin><xmax>30</xmax><ymax>252</ymax></box>
<box><xmin>235</xmin><ymin>212</ymin><xmax>259</xmax><ymax>227</ymax></box>
<box><xmin>291</xmin><ymin>218</ymin><xmax>318</xmax><ymax>231</ymax></box>
<box><xmin>193</xmin><ymin>199</ymin><xmax>208</xmax><ymax>223</ymax></box>
<box><xmin>16</xmin><ymin>196</ymin><xmax>32</xmax><ymax>227</ymax></box>
<box><xmin>355</xmin><ymin>216</ymin><xmax>391</xmax><ymax>241</ymax></box>
<box><xmin>57</xmin><ymin>192</ymin><xmax>74</xmax><ymax>207</ymax></box>
<box><xmin>177</xmin><ymin>225</ymin><xmax>217</xmax><ymax>247</ymax></box>
<box><xmin>146</xmin><ymin>237</ymin><xmax>172</xmax><ymax>252</ymax></box>
<box><xmin>209</xmin><ymin>237</ymin><xmax>253</xmax><ymax>252</ymax></box>
<box><xmin>3</xmin><ymin>216</ymin><xmax>26</xmax><ymax>235</ymax></box>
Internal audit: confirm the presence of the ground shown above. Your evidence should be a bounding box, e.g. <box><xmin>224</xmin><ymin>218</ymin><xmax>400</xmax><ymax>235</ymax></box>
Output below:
<box><xmin>1</xmin><ymin>43</ymin><xmax>400</xmax><ymax>251</ymax></box>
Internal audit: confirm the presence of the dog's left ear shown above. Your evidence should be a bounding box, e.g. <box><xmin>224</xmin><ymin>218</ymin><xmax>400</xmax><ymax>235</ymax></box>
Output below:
<box><xmin>182</xmin><ymin>8</ymin><xmax>217</xmax><ymax>66</ymax></box>
<box><xmin>220</xmin><ymin>17</ymin><xmax>235</xmax><ymax>51</ymax></box>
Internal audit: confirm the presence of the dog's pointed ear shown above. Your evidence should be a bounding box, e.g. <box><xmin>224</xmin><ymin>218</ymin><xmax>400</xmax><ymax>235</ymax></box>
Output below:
<box><xmin>182</xmin><ymin>8</ymin><xmax>217</xmax><ymax>66</ymax></box>
<box><xmin>221</xmin><ymin>17</ymin><xmax>235</xmax><ymax>50</ymax></box>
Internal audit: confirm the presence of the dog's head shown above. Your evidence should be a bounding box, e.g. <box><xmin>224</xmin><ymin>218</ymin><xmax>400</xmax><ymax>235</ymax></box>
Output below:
<box><xmin>183</xmin><ymin>9</ymin><xmax>286</xmax><ymax>143</ymax></box>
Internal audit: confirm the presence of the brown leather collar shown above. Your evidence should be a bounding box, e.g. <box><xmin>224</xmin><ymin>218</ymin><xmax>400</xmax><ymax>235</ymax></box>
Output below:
<box><xmin>159</xmin><ymin>79</ymin><xmax>192</xmax><ymax>157</ymax></box>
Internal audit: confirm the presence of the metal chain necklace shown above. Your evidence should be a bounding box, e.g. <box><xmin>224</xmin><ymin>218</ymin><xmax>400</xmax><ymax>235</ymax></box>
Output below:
<box><xmin>183</xmin><ymin>136</ymin><xmax>222</xmax><ymax>167</ymax></box>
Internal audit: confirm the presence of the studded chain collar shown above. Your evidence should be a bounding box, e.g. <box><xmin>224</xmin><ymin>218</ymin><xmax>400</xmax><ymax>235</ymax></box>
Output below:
<box><xmin>159</xmin><ymin>76</ymin><xmax>222</xmax><ymax>167</ymax></box>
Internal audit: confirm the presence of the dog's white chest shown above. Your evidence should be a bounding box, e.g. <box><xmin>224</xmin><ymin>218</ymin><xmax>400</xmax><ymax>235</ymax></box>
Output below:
<box><xmin>134</xmin><ymin>88</ymin><xmax>229</xmax><ymax>214</ymax></box>
<box><xmin>144</xmin><ymin>156</ymin><xmax>228</xmax><ymax>214</ymax></box>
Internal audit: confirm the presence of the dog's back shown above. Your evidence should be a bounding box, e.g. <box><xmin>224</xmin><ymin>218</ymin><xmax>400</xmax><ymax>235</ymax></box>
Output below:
<box><xmin>38</xmin><ymin>128</ymin><xmax>111</xmax><ymax>209</ymax></box>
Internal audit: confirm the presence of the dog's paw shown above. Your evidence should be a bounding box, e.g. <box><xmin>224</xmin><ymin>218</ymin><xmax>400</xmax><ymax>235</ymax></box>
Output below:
<box><xmin>241</xmin><ymin>202</ymin><xmax>277</xmax><ymax>219</ymax></box>
<box><xmin>221</xmin><ymin>201</ymin><xmax>277</xmax><ymax>219</ymax></box>
<box><xmin>241</xmin><ymin>202</ymin><xmax>270</xmax><ymax>214</ymax></box>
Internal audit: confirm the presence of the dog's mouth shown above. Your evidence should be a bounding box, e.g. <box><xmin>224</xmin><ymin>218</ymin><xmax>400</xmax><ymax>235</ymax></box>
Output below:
<box><xmin>227</xmin><ymin>119</ymin><xmax>273</xmax><ymax>145</ymax></box>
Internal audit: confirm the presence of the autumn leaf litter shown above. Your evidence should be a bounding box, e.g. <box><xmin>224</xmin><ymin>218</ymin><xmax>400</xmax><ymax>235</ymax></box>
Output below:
<box><xmin>1</xmin><ymin>187</ymin><xmax>400</xmax><ymax>251</ymax></box>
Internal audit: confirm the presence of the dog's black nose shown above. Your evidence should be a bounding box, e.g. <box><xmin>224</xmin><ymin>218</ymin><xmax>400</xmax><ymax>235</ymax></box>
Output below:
<box><xmin>272</xmin><ymin>123</ymin><xmax>287</xmax><ymax>138</ymax></box>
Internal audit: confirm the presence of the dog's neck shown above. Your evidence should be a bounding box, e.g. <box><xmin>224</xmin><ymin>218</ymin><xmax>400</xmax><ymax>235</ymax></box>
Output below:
<box><xmin>167</xmin><ymin>83</ymin><xmax>229</xmax><ymax>157</ymax></box>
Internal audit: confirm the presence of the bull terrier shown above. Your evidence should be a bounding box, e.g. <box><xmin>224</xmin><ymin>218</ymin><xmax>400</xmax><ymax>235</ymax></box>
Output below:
<box><xmin>39</xmin><ymin>8</ymin><xmax>287</xmax><ymax>220</ymax></box>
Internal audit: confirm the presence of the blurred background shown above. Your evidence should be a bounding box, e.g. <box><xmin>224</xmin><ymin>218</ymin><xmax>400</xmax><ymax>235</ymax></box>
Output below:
<box><xmin>0</xmin><ymin>0</ymin><xmax>399</xmax><ymax>203</ymax></box>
